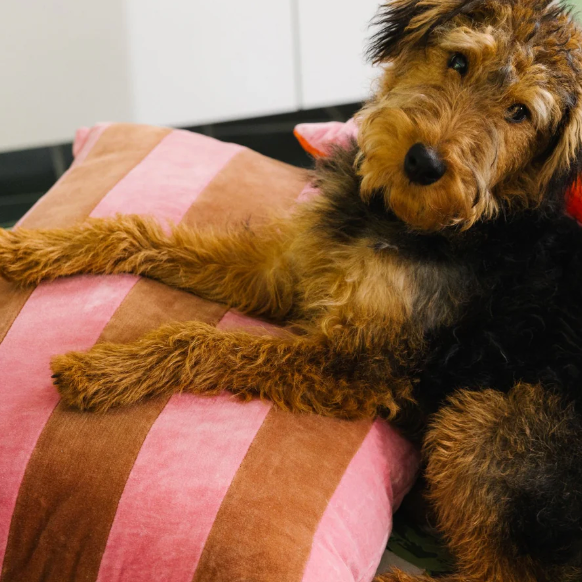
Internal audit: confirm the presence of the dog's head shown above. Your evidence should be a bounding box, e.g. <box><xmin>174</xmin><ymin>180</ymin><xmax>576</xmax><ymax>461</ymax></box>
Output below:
<box><xmin>357</xmin><ymin>0</ymin><xmax>582</xmax><ymax>231</ymax></box>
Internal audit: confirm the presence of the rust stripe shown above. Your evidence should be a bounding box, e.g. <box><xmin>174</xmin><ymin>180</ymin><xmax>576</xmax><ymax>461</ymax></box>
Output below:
<box><xmin>192</xmin><ymin>410</ymin><xmax>372</xmax><ymax>582</ymax></box>
<box><xmin>2</xmin><ymin>152</ymin><xmax>308</xmax><ymax>581</ymax></box>
<box><xmin>0</xmin><ymin>280</ymin><xmax>33</xmax><ymax>346</ymax></box>
<box><xmin>1</xmin><ymin>399</ymin><xmax>169</xmax><ymax>582</ymax></box>
<box><xmin>98</xmin><ymin>278</ymin><xmax>228</xmax><ymax>344</ymax></box>
<box><xmin>181</xmin><ymin>149</ymin><xmax>309</xmax><ymax>228</ymax></box>
<box><xmin>0</xmin><ymin>125</ymin><xmax>171</xmax><ymax>346</ymax></box>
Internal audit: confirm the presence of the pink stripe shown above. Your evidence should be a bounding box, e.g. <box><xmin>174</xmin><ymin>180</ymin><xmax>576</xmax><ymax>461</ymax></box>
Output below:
<box><xmin>91</xmin><ymin>130</ymin><xmax>243</xmax><ymax>227</ymax></box>
<box><xmin>72</xmin><ymin>123</ymin><xmax>113</xmax><ymax>165</ymax></box>
<box><xmin>302</xmin><ymin>421</ymin><xmax>420</xmax><ymax>582</ymax></box>
<box><xmin>96</xmin><ymin>395</ymin><xmax>271</xmax><ymax>582</ymax></box>
<box><xmin>0</xmin><ymin>127</ymin><xmax>242</xmax><ymax>568</ymax></box>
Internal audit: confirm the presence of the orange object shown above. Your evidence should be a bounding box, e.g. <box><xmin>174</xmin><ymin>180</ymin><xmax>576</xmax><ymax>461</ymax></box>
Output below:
<box><xmin>293</xmin><ymin>128</ymin><xmax>326</xmax><ymax>159</ymax></box>
<box><xmin>567</xmin><ymin>176</ymin><xmax>582</xmax><ymax>222</ymax></box>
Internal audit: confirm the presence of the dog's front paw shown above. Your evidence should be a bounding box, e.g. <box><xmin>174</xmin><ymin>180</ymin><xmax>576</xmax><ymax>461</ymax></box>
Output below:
<box><xmin>52</xmin><ymin>352</ymin><xmax>109</xmax><ymax>411</ymax></box>
<box><xmin>51</xmin><ymin>347</ymin><xmax>143</xmax><ymax>412</ymax></box>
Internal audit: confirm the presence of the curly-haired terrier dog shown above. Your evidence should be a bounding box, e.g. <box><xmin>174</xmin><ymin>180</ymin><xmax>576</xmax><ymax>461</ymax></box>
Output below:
<box><xmin>2</xmin><ymin>1</ymin><xmax>582</xmax><ymax>580</ymax></box>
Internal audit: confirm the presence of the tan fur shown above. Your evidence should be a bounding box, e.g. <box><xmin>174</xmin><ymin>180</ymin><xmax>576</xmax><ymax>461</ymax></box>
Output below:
<box><xmin>51</xmin><ymin>320</ymin><xmax>414</xmax><ymax>419</ymax></box>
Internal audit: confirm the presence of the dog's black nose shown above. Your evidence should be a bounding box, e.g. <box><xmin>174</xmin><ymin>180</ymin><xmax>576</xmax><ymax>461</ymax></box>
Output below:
<box><xmin>404</xmin><ymin>143</ymin><xmax>447</xmax><ymax>186</ymax></box>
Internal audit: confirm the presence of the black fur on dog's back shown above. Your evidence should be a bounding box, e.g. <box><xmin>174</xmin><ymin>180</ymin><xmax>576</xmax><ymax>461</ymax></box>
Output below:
<box><xmin>418</xmin><ymin>212</ymin><xmax>582</xmax><ymax>410</ymax></box>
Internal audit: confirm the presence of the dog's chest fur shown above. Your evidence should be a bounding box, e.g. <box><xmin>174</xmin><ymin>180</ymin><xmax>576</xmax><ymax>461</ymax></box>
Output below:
<box><xmin>298</xmin><ymin>146</ymin><xmax>478</xmax><ymax>335</ymax></box>
<box><xmin>301</xmin><ymin>197</ymin><xmax>473</xmax><ymax>334</ymax></box>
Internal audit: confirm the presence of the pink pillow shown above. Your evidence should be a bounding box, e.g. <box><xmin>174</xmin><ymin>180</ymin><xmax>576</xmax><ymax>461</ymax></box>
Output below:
<box><xmin>0</xmin><ymin>123</ymin><xmax>419</xmax><ymax>582</ymax></box>
<box><xmin>294</xmin><ymin>118</ymin><xmax>359</xmax><ymax>158</ymax></box>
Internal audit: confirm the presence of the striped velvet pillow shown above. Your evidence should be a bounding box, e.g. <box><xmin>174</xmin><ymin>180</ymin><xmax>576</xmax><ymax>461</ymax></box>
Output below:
<box><xmin>0</xmin><ymin>124</ymin><xmax>419</xmax><ymax>582</ymax></box>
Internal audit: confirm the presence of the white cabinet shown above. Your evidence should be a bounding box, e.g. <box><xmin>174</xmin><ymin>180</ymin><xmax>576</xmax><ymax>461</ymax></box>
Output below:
<box><xmin>125</xmin><ymin>0</ymin><xmax>298</xmax><ymax>127</ymax></box>
<box><xmin>296</xmin><ymin>0</ymin><xmax>381</xmax><ymax>109</ymax></box>
<box><xmin>0</xmin><ymin>0</ymin><xmax>132</xmax><ymax>152</ymax></box>
<box><xmin>0</xmin><ymin>0</ymin><xmax>379</xmax><ymax>152</ymax></box>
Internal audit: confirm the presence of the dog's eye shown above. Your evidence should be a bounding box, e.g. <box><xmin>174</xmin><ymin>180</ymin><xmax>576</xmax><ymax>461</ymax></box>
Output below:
<box><xmin>448</xmin><ymin>53</ymin><xmax>468</xmax><ymax>76</ymax></box>
<box><xmin>507</xmin><ymin>104</ymin><xmax>530</xmax><ymax>123</ymax></box>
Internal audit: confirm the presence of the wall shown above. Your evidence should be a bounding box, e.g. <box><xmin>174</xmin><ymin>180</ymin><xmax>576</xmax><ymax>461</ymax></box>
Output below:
<box><xmin>0</xmin><ymin>1</ymin><xmax>381</xmax><ymax>152</ymax></box>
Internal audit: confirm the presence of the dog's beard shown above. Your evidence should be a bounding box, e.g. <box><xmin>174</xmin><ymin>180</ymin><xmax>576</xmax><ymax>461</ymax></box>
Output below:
<box><xmin>356</xmin><ymin>101</ymin><xmax>499</xmax><ymax>232</ymax></box>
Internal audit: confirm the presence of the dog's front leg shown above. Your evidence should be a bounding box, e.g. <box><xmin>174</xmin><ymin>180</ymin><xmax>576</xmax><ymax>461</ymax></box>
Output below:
<box><xmin>51</xmin><ymin>320</ymin><xmax>411</xmax><ymax>418</ymax></box>
<box><xmin>0</xmin><ymin>215</ymin><xmax>296</xmax><ymax>320</ymax></box>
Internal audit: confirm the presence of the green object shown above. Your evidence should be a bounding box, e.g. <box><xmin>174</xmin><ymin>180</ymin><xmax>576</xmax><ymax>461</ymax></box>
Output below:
<box><xmin>388</xmin><ymin>512</ymin><xmax>454</xmax><ymax>575</ymax></box>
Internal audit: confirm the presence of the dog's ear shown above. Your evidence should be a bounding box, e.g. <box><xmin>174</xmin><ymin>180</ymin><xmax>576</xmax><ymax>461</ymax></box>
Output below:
<box><xmin>367</xmin><ymin>0</ymin><xmax>484</xmax><ymax>63</ymax></box>
<box><xmin>538</xmin><ymin>98</ymin><xmax>582</xmax><ymax>211</ymax></box>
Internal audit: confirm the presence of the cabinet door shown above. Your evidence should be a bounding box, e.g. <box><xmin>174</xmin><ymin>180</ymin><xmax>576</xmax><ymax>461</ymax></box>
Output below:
<box><xmin>296</xmin><ymin>0</ymin><xmax>381</xmax><ymax>109</ymax></box>
<box><xmin>126</xmin><ymin>0</ymin><xmax>299</xmax><ymax>127</ymax></box>
<box><xmin>0</xmin><ymin>0</ymin><xmax>131</xmax><ymax>152</ymax></box>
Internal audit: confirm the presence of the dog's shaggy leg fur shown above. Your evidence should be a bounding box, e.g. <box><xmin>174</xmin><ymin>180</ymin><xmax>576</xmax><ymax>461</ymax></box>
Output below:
<box><xmin>374</xmin><ymin>572</ymin><xmax>464</xmax><ymax>582</ymax></box>
<box><xmin>381</xmin><ymin>385</ymin><xmax>582</xmax><ymax>582</ymax></box>
<box><xmin>375</xmin><ymin>385</ymin><xmax>582</xmax><ymax>582</ymax></box>
<box><xmin>0</xmin><ymin>216</ymin><xmax>296</xmax><ymax>319</ymax></box>
<box><xmin>52</xmin><ymin>320</ymin><xmax>414</xmax><ymax>418</ymax></box>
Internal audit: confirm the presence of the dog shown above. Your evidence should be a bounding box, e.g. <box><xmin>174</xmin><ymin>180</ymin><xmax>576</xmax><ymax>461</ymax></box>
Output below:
<box><xmin>1</xmin><ymin>1</ymin><xmax>582</xmax><ymax>580</ymax></box>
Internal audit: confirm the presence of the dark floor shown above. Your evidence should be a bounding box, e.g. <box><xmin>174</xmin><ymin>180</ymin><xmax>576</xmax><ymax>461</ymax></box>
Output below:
<box><xmin>0</xmin><ymin>103</ymin><xmax>361</xmax><ymax>227</ymax></box>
